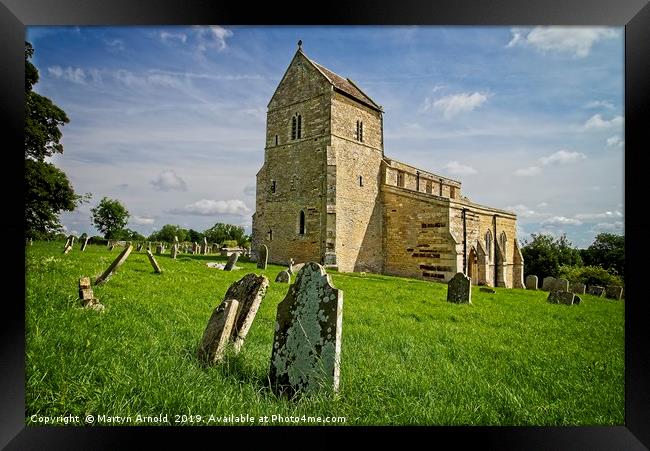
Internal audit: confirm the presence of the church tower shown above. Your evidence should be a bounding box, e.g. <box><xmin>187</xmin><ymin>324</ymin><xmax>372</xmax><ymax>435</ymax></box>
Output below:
<box><xmin>252</xmin><ymin>42</ymin><xmax>385</xmax><ymax>272</ymax></box>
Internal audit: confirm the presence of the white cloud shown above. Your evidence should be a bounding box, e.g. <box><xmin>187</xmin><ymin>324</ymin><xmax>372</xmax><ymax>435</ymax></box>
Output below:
<box><xmin>575</xmin><ymin>210</ymin><xmax>622</xmax><ymax>220</ymax></box>
<box><xmin>591</xmin><ymin>221</ymin><xmax>624</xmax><ymax>233</ymax></box>
<box><xmin>444</xmin><ymin>161</ymin><xmax>477</xmax><ymax>175</ymax></box>
<box><xmin>584</xmin><ymin>114</ymin><xmax>624</xmax><ymax>130</ymax></box>
<box><xmin>47</xmin><ymin>66</ymin><xmax>86</xmax><ymax>84</ymax></box>
<box><xmin>543</xmin><ymin>216</ymin><xmax>583</xmax><ymax>226</ymax></box>
<box><xmin>160</xmin><ymin>31</ymin><xmax>187</xmax><ymax>44</ymax></box>
<box><xmin>539</xmin><ymin>150</ymin><xmax>586</xmax><ymax>165</ymax></box>
<box><xmin>427</xmin><ymin>92</ymin><xmax>488</xmax><ymax>119</ymax></box>
<box><xmin>150</xmin><ymin>170</ymin><xmax>187</xmax><ymax>191</ymax></box>
<box><xmin>131</xmin><ymin>216</ymin><xmax>155</xmax><ymax>225</ymax></box>
<box><xmin>170</xmin><ymin>199</ymin><xmax>250</xmax><ymax>216</ymax></box>
<box><xmin>537</xmin><ymin>202</ymin><xmax>548</xmax><ymax>208</ymax></box>
<box><xmin>507</xmin><ymin>27</ymin><xmax>617</xmax><ymax>57</ymax></box>
<box><xmin>105</xmin><ymin>39</ymin><xmax>125</xmax><ymax>52</ymax></box>
<box><xmin>606</xmin><ymin>135</ymin><xmax>623</xmax><ymax>148</ymax></box>
<box><xmin>505</xmin><ymin>204</ymin><xmax>538</xmax><ymax>218</ymax></box>
<box><xmin>514</xmin><ymin>166</ymin><xmax>541</xmax><ymax>176</ymax></box>
<box><xmin>194</xmin><ymin>26</ymin><xmax>233</xmax><ymax>52</ymax></box>
<box><xmin>585</xmin><ymin>100</ymin><xmax>615</xmax><ymax>110</ymax></box>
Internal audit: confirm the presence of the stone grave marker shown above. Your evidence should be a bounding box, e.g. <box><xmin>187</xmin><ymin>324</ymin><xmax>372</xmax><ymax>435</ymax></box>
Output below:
<box><xmin>447</xmin><ymin>272</ymin><xmax>472</xmax><ymax>304</ymax></box>
<box><xmin>275</xmin><ymin>270</ymin><xmax>291</xmax><ymax>283</ymax></box>
<box><xmin>269</xmin><ymin>262</ymin><xmax>343</xmax><ymax>396</ymax></box>
<box><xmin>225</xmin><ymin>273</ymin><xmax>269</xmax><ymax>351</ymax></box>
<box><xmin>95</xmin><ymin>244</ymin><xmax>134</xmax><ymax>285</ymax></box>
<box><xmin>197</xmin><ymin>299</ymin><xmax>240</xmax><ymax>364</ymax></box>
<box><xmin>525</xmin><ymin>275</ymin><xmax>538</xmax><ymax>290</ymax></box>
<box><xmin>605</xmin><ymin>285</ymin><xmax>623</xmax><ymax>300</ymax></box>
<box><xmin>80</xmin><ymin>236</ymin><xmax>90</xmax><ymax>251</ymax></box>
<box><xmin>287</xmin><ymin>258</ymin><xmax>295</xmax><ymax>275</ymax></box>
<box><xmin>146</xmin><ymin>250</ymin><xmax>162</xmax><ymax>274</ymax></box>
<box><xmin>541</xmin><ymin>276</ymin><xmax>556</xmax><ymax>291</ymax></box>
<box><xmin>257</xmin><ymin>244</ymin><xmax>268</xmax><ymax>269</ymax></box>
<box><xmin>554</xmin><ymin>278</ymin><xmax>569</xmax><ymax>292</ymax></box>
<box><xmin>78</xmin><ymin>277</ymin><xmax>104</xmax><ymax>311</ymax></box>
<box><xmin>224</xmin><ymin>252</ymin><xmax>240</xmax><ymax>271</ymax></box>
<box><xmin>547</xmin><ymin>291</ymin><xmax>575</xmax><ymax>305</ymax></box>
<box><xmin>171</xmin><ymin>244</ymin><xmax>178</xmax><ymax>259</ymax></box>
<box><xmin>587</xmin><ymin>285</ymin><xmax>605</xmax><ymax>297</ymax></box>
<box><xmin>156</xmin><ymin>244</ymin><xmax>164</xmax><ymax>255</ymax></box>
<box><xmin>574</xmin><ymin>295</ymin><xmax>582</xmax><ymax>305</ymax></box>
<box><xmin>570</xmin><ymin>282</ymin><xmax>586</xmax><ymax>295</ymax></box>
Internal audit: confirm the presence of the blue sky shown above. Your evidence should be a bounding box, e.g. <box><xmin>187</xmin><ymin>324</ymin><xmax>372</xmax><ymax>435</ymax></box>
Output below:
<box><xmin>27</xmin><ymin>26</ymin><xmax>624</xmax><ymax>248</ymax></box>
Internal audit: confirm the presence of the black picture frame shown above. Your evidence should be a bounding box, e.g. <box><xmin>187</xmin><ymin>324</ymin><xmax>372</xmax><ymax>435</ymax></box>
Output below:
<box><xmin>3</xmin><ymin>0</ymin><xmax>648</xmax><ymax>448</ymax></box>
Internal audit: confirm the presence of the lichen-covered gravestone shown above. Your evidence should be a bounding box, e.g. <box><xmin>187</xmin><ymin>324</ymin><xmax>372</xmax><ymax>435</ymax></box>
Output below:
<box><xmin>224</xmin><ymin>273</ymin><xmax>269</xmax><ymax>351</ymax></box>
<box><xmin>541</xmin><ymin>277</ymin><xmax>556</xmax><ymax>291</ymax></box>
<box><xmin>197</xmin><ymin>299</ymin><xmax>240</xmax><ymax>364</ymax></box>
<box><xmin>224</xmin><ymin>252</ymin><xmax>240</xmax><ymax>271</ymax></box>
<box><xmin>257</xmin><ymin>244</ymin><xmax>268</xmax><ymax>269</ymax></box>
<box><xmin>447</xmin><ymin>272</ymin><xmax>472</xmax><ymax>304</ymax></box>
<box><xmin>570</xmin><ymin>282</ymin><xmax>586</xmax><ymax>295</ymax></box>
<box><xmin>275</xmin><ymin>270</ymin><xmax>291</xmax><ymax>283</ymax></box>
<box><xmin>553</xmin><ymin>278</ymin><xmax>569</xmax><ymax>292</ymax></box>
<box><xmin>95</xmin><ymin>244</ymin><xmax>133</xmax><ymax>285</ymax></box>
<box><xmin>525</xmin><ymin>275</ymin><xmax>538</xmax><ymax>290</ymax></box>
<box><xmin>587</xmin><ymin>285</ymin><xmax>605</xmax><ymax>297</ymax></box>
<box><xmin>605</xmin><ymin>285</ymin><xmax>623</xmax><ymax>300</ymax></box>
<box><xmin>547</xmin><ymin>291</ymin><xmax>575</xmax><ymax>305</ymax></box>
<box><xmin>269</xmin><ymin>262</ymin><xmax>343</xmax><ymax>397</ymax></box>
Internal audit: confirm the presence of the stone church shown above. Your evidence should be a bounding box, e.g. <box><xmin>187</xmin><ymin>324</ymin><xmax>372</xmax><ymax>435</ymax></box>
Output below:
<box><xmin>252</xmin><ymin>43</ymin><xmax>525</xmax><ymax>288</ymax></box>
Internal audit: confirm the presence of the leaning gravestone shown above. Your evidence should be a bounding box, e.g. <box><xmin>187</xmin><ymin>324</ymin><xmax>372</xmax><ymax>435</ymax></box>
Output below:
<box><xmin>541</xmin><ymin>276</ymin><xmax>556</xmax><ymax>291</ymax></box>
<box><xmin>95</xmin><ymin>244</ymin><xmax>133</xmax><ymax>285</ymax></box>
<box><xmin>257</xmin><ymin>244</ymin><xmax>268</xmax><ymax>269</ymax></box>
<box><xmin>275</xmin><ymin>270</ymin><xmax>291</xmax><ymax>283</ymax></box>
<box><xmin>171</xmin><ymin>244</ymin><xmax>178</xmax><ymax>259</ymax></box>
<box><xmin>146</xmin><ymin>250</ymin><xmax>162</xmax><ymax>274</ymax></box>
<box><xmin>136</xmin><ymin>242</ymin><xmax>143</xmax><ymax>252</ymax></box>
<box><xmin>447</xmin><ymin>272</ymin><xmax>472</xmax><ymax>304</ymax></box>
<box><xmin>224</xmin><ymin>252</ymin><xmax>240</xmax><ymax>271</ymax></box>
<box><xmin>80</xmin><ymin>236</ymin><xmax>90</xmax><ymax>251</ymax></box>
<box><xmin>553</xmin><ymin>278</ymin><xmax>569</xmax><ymax>292</ymax></box>
<box><xmin>525</xmin><ymin>275</ymin><xmax>538</xmax><ymax>290</ymax></box>
<box><xmin>109</xmin><ymin>244</ymin><xmax>116</xmax><ymax>251</ymax></box>
<box><xmin>269</xmin><ymin>262</ymin><xmax>343</xmax><ymax>396</ymax></box>
<box><xmin>587</xmin><ymin>285</ymin><xmax>605</xmax><ymax>297</ymax></box>
<box><xmin>197</xmin><ymin>299</ymin><xmax>240</xmax><ymax>364</ymax></box>
<box><xmin>223</xmin><ymin>273</ymin><xmax>269</xmax><ymax>351</ymax></box>
<box><xmin>63</xmin><ymin>244</ymin><xmax>72</xmax><ymax>254</ymax></box>
<box><xmin>605</xmin><ymin>285</ymin><xmax>623</xmax><ymax>300</ymax></box>
<box><xmin>570</xmin><ymin>282</ymin><xmax>586</xmax><ymax>295</ymax></box>
<box><xmin>547</xmin><ymin>291</ymin><xmax>575</xmax><ymax>305</ymax></box>
<box><xmin>78</xmin><ymin>277</ymin><xmax>104</xmax><ymax>311</ymax></box>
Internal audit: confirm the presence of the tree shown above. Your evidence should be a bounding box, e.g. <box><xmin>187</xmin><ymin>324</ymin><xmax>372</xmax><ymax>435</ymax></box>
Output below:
<box><xmin>203</xmin><ymin>223</ymin><xmax>250</xmax><ymax>247</ymax></box>
<box><xmin>187</xmin><ymin>229</ymin><xmax>204</xmax><ymax>243</ymax></box>
<box><xmin>24</xmin><ymin>41</ymin><xmax>86</xmax><ymax>238</ymax></box>
<box><xmin>521</xmin><ymin>233</ymin><xmax>582</xmax><ymax>280</ymax></box>
<box><xmin>91</xmin><ymin>197</ymin><xmax>130</xmax><ymax>239</ymax></box>
<box><xmin>148</xmin><ymin>224</ymin><xmax>188</xmax><ymax>243</ymax></box>
<box><xmin>112</xmin><ymin>228</ymin><xmax>146</xmax><ymax>241</ymax></box>
<box><xmin>581</xmin><ymin>233</ymin><xmax>625</xmax><ymax>277</ymax></box>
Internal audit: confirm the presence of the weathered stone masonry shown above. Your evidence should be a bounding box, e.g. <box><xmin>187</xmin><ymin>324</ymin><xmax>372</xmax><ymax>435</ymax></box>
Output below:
<box><xmin>252</xmin><ymin>44</ymin><xmax>524</xmax><ymax>287</ymax></box>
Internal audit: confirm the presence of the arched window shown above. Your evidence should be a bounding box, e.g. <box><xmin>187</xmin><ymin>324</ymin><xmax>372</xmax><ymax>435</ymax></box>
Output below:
<box><xmin>485</xmin><ymin>230</ymin><xmax>493</xmax><ymax>260</ymax></box>
<box><xmin>291</xmin><ymin>114</ymin><xmax>302</xmax><ymax>140</ymax></box>
<box><xmin>355</xmin><ymin>120</ymin><xmax>364</xmax><ymax>142</ymax></box>
<box><xmin>297</xmin><ymin>114</ymin><xmax>302</xmax><ymax>139</ymax></box>
<box><xmin>299</xmin><ymin>210</ymin><xmax>306</xmax><ymax>235</ymax></box>
<box><xmin>291</xmin><ymin>116</ymin><xmax>297</xmax><ymax>140</ymax></box>
<box><xmin>500</xmin><ymin>232</ymin><xmax>507</xmax><ymax>253</ymax></box>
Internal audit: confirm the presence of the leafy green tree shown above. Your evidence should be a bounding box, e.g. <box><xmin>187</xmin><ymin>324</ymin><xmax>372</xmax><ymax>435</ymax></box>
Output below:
<box><xmin>187</xmin><ymin>229</ymin><xmax>204</xmax><ymax>243</ymax></box>
<box><xmin>24</xmin><ymin>42</ymin><xmax>87</xmax><ymax>239</ymax></box>
<box><xmin>91</xmin><ymin>197</ymin><xmax>130</xmax><ymax>239</ymax></box>
<box><xmin>203</xmin><ymin>223</ymin><xmax>250</xmax><ymax>247</ymax></box>
<box><xmin>112</xmin><ymin>228</ymin><xmax>146</xmax><ymax>241</ymax></box>
<box><xmin>558</xmin><ymin>265</ymin><xmax>623</xmax><ymax>288</ymax></box>
<box><xmin>581</xmin><ymin>233</ymin><xmax>624</xmax><ymax>277</ymax></box>
<box><xmin>521</xmin><ymin>233</ymin><xmax>582</xmax><ymax>280</ymax></box>
<box><xmin>148</xmin><ymin>224</ymin><xmax>188</xmax><ymax>243</ymax></box>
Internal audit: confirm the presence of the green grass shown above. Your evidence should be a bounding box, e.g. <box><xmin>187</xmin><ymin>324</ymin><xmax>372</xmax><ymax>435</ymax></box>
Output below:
<box><xmin>25</xmin><ymin>241</ymin><xmax>624</xmax><ymax>426</ymax></box>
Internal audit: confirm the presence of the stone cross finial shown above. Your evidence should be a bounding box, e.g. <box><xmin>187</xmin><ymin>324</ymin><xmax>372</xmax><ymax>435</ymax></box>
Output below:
<box><xmin>298</xmin><ymin>39</ymin><xmax>303</xmax><ymax>50</ymax></box>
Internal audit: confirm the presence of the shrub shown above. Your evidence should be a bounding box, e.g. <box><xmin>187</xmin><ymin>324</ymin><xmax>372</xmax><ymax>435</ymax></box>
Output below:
<box><xmin>558</xmin><ymin>265</ymin><xmax>623</xmax><ymax>287</ymax></box>
<box><xmin>221</xmin><ymin>240</ymin><xmax>239</xmax><ymax>248</ymax></box>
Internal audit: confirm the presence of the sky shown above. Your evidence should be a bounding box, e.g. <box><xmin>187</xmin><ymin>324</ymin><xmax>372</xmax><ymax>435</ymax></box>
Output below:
<box><xmin>26</xmin><ymin>26</ymin><xmax>624</xmax><ymax>248</ymax></box>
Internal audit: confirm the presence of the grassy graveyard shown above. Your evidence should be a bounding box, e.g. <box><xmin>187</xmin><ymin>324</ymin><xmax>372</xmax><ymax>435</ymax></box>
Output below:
<box><xmin>25</xmin><ymin>241</ymin><xmax>624</xmax><ymax>426</ymax></box>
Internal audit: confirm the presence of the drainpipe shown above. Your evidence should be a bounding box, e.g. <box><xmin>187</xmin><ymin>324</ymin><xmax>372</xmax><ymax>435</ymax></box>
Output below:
<box><xmin>462</xmin><ymin>208</ymin><xmax>467</xmax><ymax>274</ymax></box>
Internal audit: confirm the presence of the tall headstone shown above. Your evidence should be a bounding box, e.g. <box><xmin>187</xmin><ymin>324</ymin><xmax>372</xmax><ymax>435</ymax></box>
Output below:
<box><xmin>224</xmin><ymin>252</ymin><xmax>240</xmax><ymax>271</ymax></box>
<box><xmin>569</xmin><ymin>282</ymin><xmax>586</xmax><ymax>295</ymax></box>
<box><xmin>525</xmin><ymin>275</ymin><xmax>538</xmax><ymax>290</ymax></box>
<box><xmin>171</xmin><ymin>244</ymin><xmax>178</xmax><ymax>259</ymax></box>
<box><xmin>136</xmin><ymin>242</ymin><xmax>143</xmax><ymax>252</ymax></box>
<box><xmin>257</xmin><ymin>244</ymin><xmax>268</xmax><ymax>269</ymax></box>
<box><xmin>605</xmin><ymin>285</ymin><xmax>623</xmax><ymax>300</ymax></box>
<box><xmin>554</xmin><ymin>278</ymin><xmax>569</xmax><ymax>292</ymax></box>
<box><xmin>547</xmin><ymin>291</ymin><xmax>575</xmax><ymax>305</ymax></box>
<box><xmin>275</xmin><ymin>270</ymin><xmax>291</xmax><ymax>283</ymax></box>
<box><xmin>223</xmin><ymin>273</ymin><xmax>269</xmax><ymax>352</ymax></box>
<box><xmin>541</xmin><ymin>276</ymin><xmax>556</xmax><ymax>291</ymax></box>
<box><xmin>447</xmin><ymin>272</ymin><xmax>472</xmax><ymax>304</ymax></box>
<box><xmin>587</xmin><ymin>285</ymin><xmax>605</xmax><ymax>297</ymax></box>
<box><xmin>197</xmin><ymin>299</ymin><xmax>240</xmax><ymax>364</ymax></box>
<box><xmin>269</xmin><ymin>262</ymin><xmax>343</xmax><ymax>396</ymax></box>
<box><xmin>156</xmin><ymin>244</ymin><xmax>164</xmax><ymax>255</ymax></box>
<box><xmin>95</xmin><ymin>244</ymin><xmax>134</xmax><ymax>285</ymax></box>
<box><xmin>174</xmin><ymin>235</ymin><xmax>179</xmax><ymax>244</ymax></box>
<box><xmin>203</xmin><ymin>237</ymin><xmax>208</xmax><ymax>255</ymax></box>
<box><xmin>146</xmin><ymin>250</ymin><xmax>162</xmax><ymax>274</ymax></box>
<box><xmin>80</xmin><ymin>236</ymin><xmax>90</xmax><ymax>251</ymax></box>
